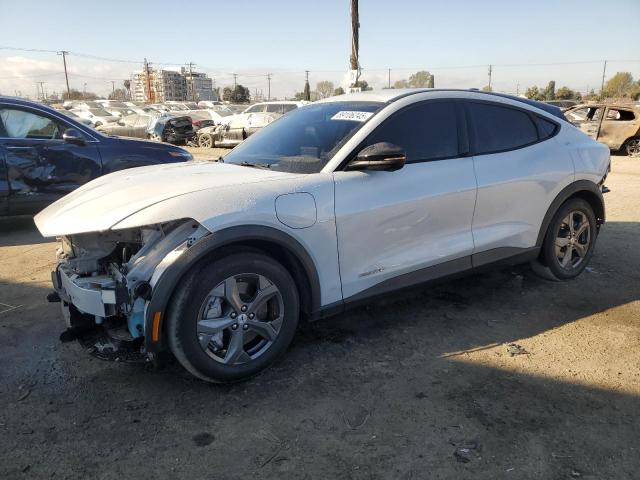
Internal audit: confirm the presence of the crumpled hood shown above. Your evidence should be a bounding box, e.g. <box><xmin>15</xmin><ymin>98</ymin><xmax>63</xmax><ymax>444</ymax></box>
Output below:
<box><xmin>34</xmin><ymin>161</ymin><xmax>296</xmax><ymax>237</ymax></box>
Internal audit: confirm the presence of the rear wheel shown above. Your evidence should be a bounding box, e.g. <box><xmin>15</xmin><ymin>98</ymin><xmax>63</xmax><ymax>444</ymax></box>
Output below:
<box><xmin>623</xmin><ymin>137</ymin><xmax>640</xmax><ymax>157</ymax></box>
<box><xmin>166</xmin><ymin>252</ymin><xmax>299</xmax><ymax>383</ymax></box>
<box><xmin>539</xmin><ymin>198</ymin><xmax>597</xmax><ymax>280</ymax></box>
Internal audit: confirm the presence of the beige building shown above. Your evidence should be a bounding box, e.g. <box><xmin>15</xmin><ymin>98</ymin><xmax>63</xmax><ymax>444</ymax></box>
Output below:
<box><xmin>131</xmin><ymin>68</ymin><xmax>214</xmax><ymax>103</ymax></box>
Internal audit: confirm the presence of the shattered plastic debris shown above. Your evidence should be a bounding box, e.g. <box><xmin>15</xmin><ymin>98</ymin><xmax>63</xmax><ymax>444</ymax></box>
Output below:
<box><xmin>506</xmin><ymin>343</ymin><xmax>529</xmax><ymax>356</ymax></box>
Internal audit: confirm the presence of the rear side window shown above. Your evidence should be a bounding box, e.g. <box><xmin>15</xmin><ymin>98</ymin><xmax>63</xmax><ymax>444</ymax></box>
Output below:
<box><xmin>467</xmin><ymin>102</ymin><xmax>538</xmax><ymax>154</ymax></box>
<box><xmin>364</xmin><ymin>101</ymin><xmax>459</xmax><ymax>162</ymax></box>
<box><xmin>535</xmin><ymin>116</ymin><xmax>558</xmax><ymax>140</ymax></box>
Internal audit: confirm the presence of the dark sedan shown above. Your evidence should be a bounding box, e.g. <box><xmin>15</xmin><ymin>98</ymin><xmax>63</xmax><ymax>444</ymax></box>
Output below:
<box><xmin>0</xmin><ymin>96</ymin><xmax>193</xmax><ymax>216</ymax></box>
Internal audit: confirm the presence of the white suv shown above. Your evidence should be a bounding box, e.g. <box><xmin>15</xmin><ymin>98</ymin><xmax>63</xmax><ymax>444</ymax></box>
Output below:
<box><xmin>35</xmin><ymin>89</ymin><xmax>610</xmax><ymax>383</ymax></box>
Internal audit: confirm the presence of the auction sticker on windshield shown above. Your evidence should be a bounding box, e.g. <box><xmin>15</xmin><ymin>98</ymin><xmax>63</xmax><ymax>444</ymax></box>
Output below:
<box><xmin>331</xmin><ymin>111</ymin><xmax>374</xmax><ymax>122</ymax></box>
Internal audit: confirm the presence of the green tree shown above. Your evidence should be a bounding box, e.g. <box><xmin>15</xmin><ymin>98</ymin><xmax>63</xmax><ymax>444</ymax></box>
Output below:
<box><xmin>602</xmin><ymin>72</ymin><xmax>636</xmax><ymax>98</ymax></box>
<box><xmin>393</xmin><ymin>79</ymin><xmax>409</xmax><ymax>89</ymax></box>
<box><xmin>407</xmin><ymin>71</ymin><xmax>433</xmax><ymax>88</ymax></box>
<box><xmin>481</xmin><ymin>85</ymin><xmax>492</xmax><ymax>92</ymax></box>
<box><xmin>333</xmin><ymin>86</ymin><xmax>345</xmax><ymax>95</ymax></box>
<box><xmin>354</xmin><ymin>80</ymin><xmax>372</xmax><ymax>91</ymax></box>
<box><xmin>525</xmin><ymin>86</ymin><xmax>544</xmax><ymax>101</ymax></box>
<box><xmin>316</xmin><ymin>80</ymin><xmax>335</xmax><ymax>99</ymax></box>
<box><xmin>555</xmin><ymin>86</ymin><xmax>580</xmax><ymax>100</ymax></box>
<box><xmin>223</xmin><ymin>85</ymin><xmax>250</xmax><ymax>103</ymax></box>
<box><xmin>542</xmin><ymin>80</ymin><xmax>556</xmax><ymax>100</ymax></box>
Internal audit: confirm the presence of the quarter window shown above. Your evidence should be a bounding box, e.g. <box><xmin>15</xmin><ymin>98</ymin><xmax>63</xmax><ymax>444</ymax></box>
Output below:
<box><xmin>0</xmin><ymin>108</ymin><xmax>62</xmax><ymax>139</ymax></box>
<box><xmin>467</xmin><ymin>102</ymin><xmax>538</xmax><ymax>154</ymax></box>
<box><xmin>363</xmin><ymin>101</ymin><xmax>459</xmax><ymax>162</ymax></box>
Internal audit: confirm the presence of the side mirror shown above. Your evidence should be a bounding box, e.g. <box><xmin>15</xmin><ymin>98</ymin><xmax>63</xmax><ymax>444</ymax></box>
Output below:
<box><xmin>345</xmin><ymin>142</ymin><xmax>406</xmax><ymax>172</ymax></box>
<box><xmin>62</xmin><ymin>128</ymin><xmax>86</xmax><ymax>146</ymax></box>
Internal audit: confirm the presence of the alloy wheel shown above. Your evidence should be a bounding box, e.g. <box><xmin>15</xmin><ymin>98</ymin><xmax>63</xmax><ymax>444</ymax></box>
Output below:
<box><xmin>198</xmin><ymin>134</ymin><xmax>213</xmax><ymax>148</ymax></box>
<box><xmin>196</xmin><ymin>273</ymin><xmax>284</xmax><ymax>365</ymax></box>
<box><xmin>554</xmin><ymin>210</ymin><xmax>591</xmax><ymax>269</ymax></box>
<box><xmin>627</xmin><ymin>138</ymin><xmax>640</xmax><ymax>157</ymax></box>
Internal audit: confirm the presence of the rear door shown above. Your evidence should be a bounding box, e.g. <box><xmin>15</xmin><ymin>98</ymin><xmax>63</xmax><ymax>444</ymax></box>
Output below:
<box><xmin>333</xmin><ymin>100</ymin><xmax>477</xmax><ymax>300</ymax></box>
<box><xmin>464</xmin><ymin>100</ymin><xmax>574</xmax><ymax>263</ymax></box>
<box><xmin>0</xmin><ymin>105</ymin><xmax>102</xmax><ymax>215</ymax></box>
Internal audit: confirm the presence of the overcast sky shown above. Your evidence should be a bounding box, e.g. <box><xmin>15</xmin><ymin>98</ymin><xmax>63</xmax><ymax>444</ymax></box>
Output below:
<box><xmin>1</xmin><ymin>0</ymin><xmax>639</xmax><ymax>99</ymax></box>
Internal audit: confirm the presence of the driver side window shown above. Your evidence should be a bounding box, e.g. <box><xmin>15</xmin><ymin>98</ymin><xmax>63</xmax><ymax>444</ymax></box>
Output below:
<box><xmin>0</xmin><ymin>108</ymin><xmax>62</xmax><ymax>139</ymax></box>
<box><xmin>362</xmin><ymin>101</ymin><xmax>460</xmax><ymax>163</ymax></box>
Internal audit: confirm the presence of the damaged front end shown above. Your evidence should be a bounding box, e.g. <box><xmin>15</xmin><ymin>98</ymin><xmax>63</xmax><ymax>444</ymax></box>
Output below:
<box><xmin>51</xmin><ymin>219</ymin><xmax>208</xmax><ymax>362</ymax></box>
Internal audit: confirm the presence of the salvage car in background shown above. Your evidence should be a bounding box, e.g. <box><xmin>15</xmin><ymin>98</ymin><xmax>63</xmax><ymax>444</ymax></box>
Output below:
<box><xmin>34</xmin><ymin>89</ymin><xmax>609</xmax><ymax>383</ymax></box>
<box><xmin>147</xmin><ymin>115</ymin><xmax>195</xmax><ymax>144</ymax></box>
<box><xmin>70</xmin><ymin>107</ymin><xmax>119</xmax><ymax>127</ymax></box>
<box><xmin>196</xmin><ymin>111</ymin><xmax>280</xmax><ymax>148</ymax></box>
<box><xmin>565</xmin><ymin>103</ymin><xmax>640</xmax><ymax>156</ymax></box>
<box><xmin>0</xmin><ymin>96</ymin><xmax>192</xmax><ymax>216</ymax></box>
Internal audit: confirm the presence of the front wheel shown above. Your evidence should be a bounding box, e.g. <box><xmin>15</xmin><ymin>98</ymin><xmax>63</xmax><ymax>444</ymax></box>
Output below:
<box><xmin>539</xmin><ymin>198</ymin><xmax>597</xmax><ymax>280</ymax></box>
<box><xmin>166</xmin><ymin>252</ymin><xmax>299</xmax><ymax>383</ymax></box>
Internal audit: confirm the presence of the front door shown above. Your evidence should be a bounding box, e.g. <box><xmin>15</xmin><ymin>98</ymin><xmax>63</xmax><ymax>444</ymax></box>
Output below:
<box><xmin>0</xmin><ymin>106</ymin><xmax>102</xmax><ymax>215</ymax></box>
<box><xmin>333</xmin><ymin>100</ymin><xmax>477</xmax><ymax>301</ymax></box>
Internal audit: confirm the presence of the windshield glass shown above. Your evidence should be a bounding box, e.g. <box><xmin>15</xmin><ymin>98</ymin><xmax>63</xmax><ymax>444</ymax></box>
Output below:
<box><xmin>223</xmin><ymin>101</ymin><xmax>382</xmax><ymax>173</ymax></box>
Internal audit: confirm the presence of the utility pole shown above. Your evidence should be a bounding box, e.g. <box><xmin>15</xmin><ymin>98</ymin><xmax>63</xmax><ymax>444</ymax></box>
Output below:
<box><xmin>57</xmin><ymin>51</ymin><xmax>71</xmax><ymax>98</ymax></box>
<box><xmin>233</xmin><ymin>73</ymin><xmax>238</xmax><ymax>90</ymax></box>
<box><xmin>111</xmin><ymin>80</ymin><xmax>115</xmax><ymax>97</ymax></box>
<box><xmin>516</xmin><ymin>82</ymin><xmax>520</xmax><ymax>96</ymax></box>
<box><xmin>187</xmin><ymin>62</ymin><xmax>197</xmax><ymax>102</ymax></box>
<box><xmin>144</xmin><ymin>58</ymin><xmax>153</xmax><ymax>103</ymax></box>
<box><xmin>350</xmin><ymin>0</ymin><xmax>360</xmax><ymax>87</ymax></box>
<box><xmin>36</xmin><ymin>82</ymin><xmax>46</xmax><ymax>101</ymax></box>
<box><xmin>488</xmin><ymin>64</ymin><xmax>493</xmax><ymax>90</ymax></box>
<box><xmin>266</xmin><ymin>73</ymin><xmax>272</xmax><ymax>101</ymax></box>
<box><xmin>388</xmin><ymin>68</ymin><xmax>391</xmax><ymax>89</ymax></box>
<box><xmin>600</xmin><ymin>60</ymin><xmax>607</xmax><ymax>97</ymax></box>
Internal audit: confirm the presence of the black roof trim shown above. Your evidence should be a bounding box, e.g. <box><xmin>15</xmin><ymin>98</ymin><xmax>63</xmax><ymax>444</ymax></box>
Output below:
<box><xmin>387</xmin><ymin>89</ymin><xmax>567</xmax><ymax>121</ymax></box>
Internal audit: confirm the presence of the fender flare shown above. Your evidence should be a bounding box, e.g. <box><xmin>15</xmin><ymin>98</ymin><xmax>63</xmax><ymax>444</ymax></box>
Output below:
<box><xmin>143</xmin><ymin>225</ymin><xmax>321</xmax><ymax>352</ymax></box>
<box><xmin>535</xmin><ymin>180</ymin><xmax>605</xmax><ymax>247</ymax></box>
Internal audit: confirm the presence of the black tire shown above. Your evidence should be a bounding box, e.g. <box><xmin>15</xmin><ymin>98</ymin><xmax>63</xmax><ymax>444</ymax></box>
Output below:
<box><xmin>166</xmin><ymin>252</ymin><xmax>299</xmax><ymax>383</ymax></box>
<box><xmin>540</xmin><ymin>198</ymin><xmax>597</xmax><ymax>280</ymax></box>
<box><xmin>623</xmin><ymin>137</ymin><xmax>640</xmax><ymax>157</ymax></box>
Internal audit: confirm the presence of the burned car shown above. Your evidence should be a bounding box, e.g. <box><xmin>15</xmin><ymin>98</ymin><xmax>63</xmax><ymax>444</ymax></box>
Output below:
<box><xmin>196</xmin><ymin>112</ymin><xmax>280</xmax><ymax>148</ymax></box>
<box><xmin>564</xmin><ymin>103</ymin><xmax>640</xmax><ymax>156</ymax></box>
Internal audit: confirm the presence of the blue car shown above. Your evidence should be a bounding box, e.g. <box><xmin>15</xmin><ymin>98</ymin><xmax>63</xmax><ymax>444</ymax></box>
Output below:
<box><xmin>0</xmin><ymin>96</ymin><xmax>193</xmax><ymax>216</ymax></box>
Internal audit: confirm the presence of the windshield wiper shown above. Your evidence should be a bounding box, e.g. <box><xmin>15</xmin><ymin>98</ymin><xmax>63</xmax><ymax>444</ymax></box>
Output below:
<box><xmin>239</xmin><ymin>161</ymin><xmax>271</xmax><ymax>170</ymax></box>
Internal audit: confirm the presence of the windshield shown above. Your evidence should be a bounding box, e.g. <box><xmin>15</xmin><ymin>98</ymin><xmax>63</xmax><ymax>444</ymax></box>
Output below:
<box><xmin>223</xmin><ymin>101</ymin><xmax>382</xmax><ymax>173</ymax></box>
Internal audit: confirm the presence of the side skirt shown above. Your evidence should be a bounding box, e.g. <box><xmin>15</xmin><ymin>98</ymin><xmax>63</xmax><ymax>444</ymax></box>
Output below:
<box><xmin>313</xmin><ymin>246</ymin><xmax>540</xmax><ymax>321</ymax></box>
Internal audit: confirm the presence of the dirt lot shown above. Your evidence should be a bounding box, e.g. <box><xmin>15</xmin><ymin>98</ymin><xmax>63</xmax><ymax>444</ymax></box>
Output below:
<box><xmin>0</xmin><ymin>155</ymin><xmax>638</xmax><ymax>480</ymax></box>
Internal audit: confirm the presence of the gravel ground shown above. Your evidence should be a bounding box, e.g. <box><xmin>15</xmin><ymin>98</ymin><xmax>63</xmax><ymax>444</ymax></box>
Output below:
<box><xmin>0</xmin><ymin>155</ymin><xmax>638</xmax><ymax>480</ymax></box>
